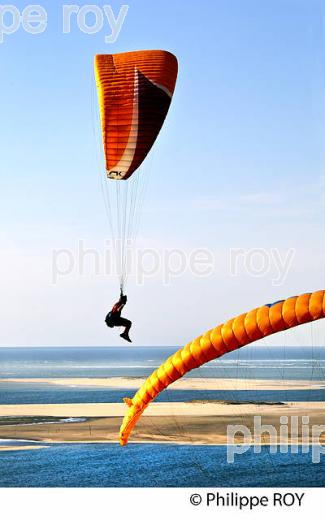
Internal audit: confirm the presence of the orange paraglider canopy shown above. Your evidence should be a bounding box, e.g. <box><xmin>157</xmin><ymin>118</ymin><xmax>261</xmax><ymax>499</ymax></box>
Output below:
<box><xmin>94</xmin><ymin>50</ymin><xmax>178</xmax><ymax>180</ymax></box>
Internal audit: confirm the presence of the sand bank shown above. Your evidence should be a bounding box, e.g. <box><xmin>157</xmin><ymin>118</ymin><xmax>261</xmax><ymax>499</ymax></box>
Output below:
<box><xmin>1</xmin><ymin>377</ymin><xmax>324</xmax><ymax>391</ymax></box>
<box><xmin>0</xmin><ymin>445</ymin><xmax>49</xmax><ymax>452</ymax></box>
<box><xmin>0</xmin><ymin>401</ymin><xmax>324</xmax><ymax>445</ymax></box>
<box><xmin>0</xmin><ymin>401</ymin><xmax>325</xmax><ymax>418</ymax></box>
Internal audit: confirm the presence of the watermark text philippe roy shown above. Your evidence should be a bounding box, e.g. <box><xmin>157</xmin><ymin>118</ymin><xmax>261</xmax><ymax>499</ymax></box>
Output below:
<box><xmin>227</xmin><ymin>415</ymin><xmax>325</xmax><ymax>463</ymax></box>
<box><xmin>0</xmin><ymin>3</ymin><xmax>128</xmax><ymax>43</ymax></box>
<box><xmin>51</xmin><ymin>240</ymin><xmax>296</xmax><ymax>286</ymax></box>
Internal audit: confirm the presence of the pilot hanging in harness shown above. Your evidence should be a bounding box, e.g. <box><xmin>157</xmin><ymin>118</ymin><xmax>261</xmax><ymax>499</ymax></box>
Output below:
<box><xmin>105</xmin><ymin>293</ymin><xmax>132</xmax><ymax>343</ymax></box>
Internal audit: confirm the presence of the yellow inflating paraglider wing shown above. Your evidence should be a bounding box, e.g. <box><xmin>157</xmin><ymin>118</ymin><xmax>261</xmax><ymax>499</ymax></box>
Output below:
<box><xmin>120</xmin><ymin>290</ymin><xmax>325</xmax><ymax>445</ymax></box>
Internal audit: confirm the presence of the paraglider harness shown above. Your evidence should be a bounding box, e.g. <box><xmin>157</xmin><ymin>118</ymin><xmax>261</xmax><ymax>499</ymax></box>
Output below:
<box><xmin>105</xmin><ymin>293</ymin><xmax>127</xmax><ymax>328</ymax></box>
<box><xmin>105</xmin><ymin>311</ymin><xmax>115</xmax><ymax>328</ymax></box>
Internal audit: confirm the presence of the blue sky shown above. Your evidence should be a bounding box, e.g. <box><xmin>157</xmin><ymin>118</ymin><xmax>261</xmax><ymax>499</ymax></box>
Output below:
<box><xmin>1</xmin><ymin>0</ymin><xmax>325</xmax><ymax>346</ymax></box>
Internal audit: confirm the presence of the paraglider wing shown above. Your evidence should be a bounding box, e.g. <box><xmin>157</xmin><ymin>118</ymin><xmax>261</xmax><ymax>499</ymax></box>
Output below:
<box><xmin>94</xmin><ymin>50</ymin><xmax>178</xmax><ymax>180</ymax></box>
<box><xmin>94</xmin><ymin>49</ymin><xmax>178</xmax><ymax>291</ymax></box>
<box><xmin>120</xmin><ymin>290</ymin><xmax>325</xmax><ymax>445</ymax></box>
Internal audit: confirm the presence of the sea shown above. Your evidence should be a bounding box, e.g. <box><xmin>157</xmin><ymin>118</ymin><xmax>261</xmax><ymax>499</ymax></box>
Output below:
<box><xmin>0</xmin><ymin>346</ymin><xmax>325</xmax><ymax>487</ymax></box>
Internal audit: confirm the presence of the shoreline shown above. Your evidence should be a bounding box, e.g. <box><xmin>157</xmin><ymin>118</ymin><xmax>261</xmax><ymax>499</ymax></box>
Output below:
<box><xmin>1</xmin><ymin>377</ymin><xmax>324</xmax><ymax>391</ymax></box>
<box><xmin>0</xmin><ymin>445</ymin><xmax>50</xmax><ymax>452</ymax></box>
<box><xmin>1</xmin><ymin>439</ymin><xmax>323</xmax><ymax>447</ymax></box>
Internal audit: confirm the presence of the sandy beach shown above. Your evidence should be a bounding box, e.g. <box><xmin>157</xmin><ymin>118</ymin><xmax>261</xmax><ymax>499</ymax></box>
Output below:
<box><xmin>0</xmin><ymin>370</ymin><xmax>323</xmax><ymax>449</ymax></box>
<box><xmin>0</xmin><ymin>446</ymin><xmax>50</xmax><ymax>452</ymax></box>
<box><xmin>0</xmin><ymin>401</ymin><xmax>324</xmax><ymax>445</ymax></box>
<box><xmin>1</xmin><ymin>377</ymin><xmax>324</xmax><ymax>391</ymax></box>
<box><xmin>1</xmin><ymin>376</ymin><xmax>324</xmax><ymax>445</ymax></box>
<box><xmin>1</xmin><ymin>401</ymin><xmax>325</xmax><ymax>417</ymax></box>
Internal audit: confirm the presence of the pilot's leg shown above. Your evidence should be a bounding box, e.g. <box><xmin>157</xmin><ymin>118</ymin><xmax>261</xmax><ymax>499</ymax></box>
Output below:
<box><xmin>119</xmin><ymin>317</ymin><xmax>132</xmax><ymax>335</ymax></box>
